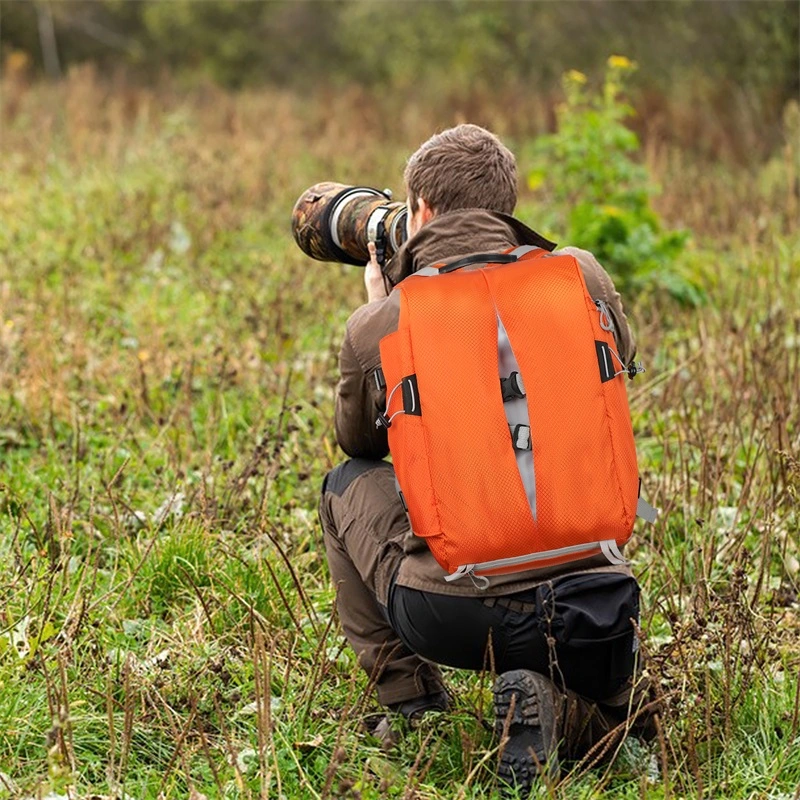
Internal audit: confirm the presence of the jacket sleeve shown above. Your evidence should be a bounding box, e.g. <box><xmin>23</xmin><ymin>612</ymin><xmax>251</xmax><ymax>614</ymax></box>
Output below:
<box><xmin>559</xmin><ymin>246</ymin><xmax>637</xmax><ymax>365</ymax></box>
<box><xmin>334</xmin><ymin>328</ymin><xmax>389</xmax><ymax>460</ymax></box>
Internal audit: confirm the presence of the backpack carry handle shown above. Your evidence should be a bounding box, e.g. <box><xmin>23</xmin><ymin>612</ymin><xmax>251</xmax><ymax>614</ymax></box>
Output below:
<box><xmin>437</xmin><ymin>246</ymin><xmax>547</xmax><ymax>275</ymax></box>
<box><xmin>438</xmin><ymin>253</ymin><xmax>518</xmax><ymax>274</ymax></box>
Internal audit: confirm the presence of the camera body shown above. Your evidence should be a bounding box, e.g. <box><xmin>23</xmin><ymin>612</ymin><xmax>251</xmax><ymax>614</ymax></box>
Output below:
<box><xmin>292</xmin><ymin>182</ymin><xmax>408</xmax><ymax>266</ymax></box>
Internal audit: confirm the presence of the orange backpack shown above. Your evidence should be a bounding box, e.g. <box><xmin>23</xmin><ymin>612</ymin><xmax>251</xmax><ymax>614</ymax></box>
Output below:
<box><xmin>377</xmin><ymin>246</ymin><xmax>657</xmax><ymax>587</ymax></box>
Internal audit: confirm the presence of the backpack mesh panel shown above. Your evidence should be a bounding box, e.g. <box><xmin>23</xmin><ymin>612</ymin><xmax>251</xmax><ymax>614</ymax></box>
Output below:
<box><xmin>380</xmin><ymin>253</ymin><xmax>638</xmax><ymax>575</ymax></box>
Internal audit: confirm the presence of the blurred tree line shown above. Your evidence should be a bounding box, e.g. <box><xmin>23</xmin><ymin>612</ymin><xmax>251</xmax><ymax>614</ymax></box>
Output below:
<box><xmin>2</xmin><ymin>0</ymin><xmax>797</xmax><ymax>93</ymax></box>
<box><xmin>1</xmin><ymin>0</ymin><xmax>798</xmax><ymax>154</ymax></box>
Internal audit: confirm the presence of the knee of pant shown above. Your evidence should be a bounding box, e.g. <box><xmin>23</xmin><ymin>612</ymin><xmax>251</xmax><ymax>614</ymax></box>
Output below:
<box><xmin>322</xmin><ymin>458</ymin><xmax>386</xmax><ymax>498</ymax></box>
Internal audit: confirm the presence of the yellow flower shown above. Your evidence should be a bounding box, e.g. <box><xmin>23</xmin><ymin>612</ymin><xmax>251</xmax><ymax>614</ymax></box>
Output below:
<box><xmin>527</xmin><ymin>171</ymin><xmax>546</xmax><ymax>191</ymax></box>
<box><xmin>608</xmin><ymin>55</ymin><xmax>635</xmax><ymax>70</ymax></box>
<box><xmin>565</xmin><ymin>69</ymin><xmax>587</xmax><ymax>85</ymax></box>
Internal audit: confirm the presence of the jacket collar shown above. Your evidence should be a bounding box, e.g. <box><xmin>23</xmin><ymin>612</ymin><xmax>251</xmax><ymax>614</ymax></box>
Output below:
<box><xmin>384</xmin><ymin>208</ymin><xmax>556</xmax><ymax>286</ymax></box>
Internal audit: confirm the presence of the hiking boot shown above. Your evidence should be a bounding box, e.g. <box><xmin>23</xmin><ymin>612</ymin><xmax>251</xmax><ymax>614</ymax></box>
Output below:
<box><xmin>367</xmin><ymin>690</ymin><xmax>450</xmax><ymax>749</ymax></box>
<box><xmin>493</xmin><ymin>669</ymin><xmax>560</xmax><ymax>793</ymax></box>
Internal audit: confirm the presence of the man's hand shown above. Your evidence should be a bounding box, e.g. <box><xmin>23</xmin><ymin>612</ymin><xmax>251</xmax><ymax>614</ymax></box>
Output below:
<box><xmin>364</xmin><ymin>241</ymin><xmax>388</xmax><ymax>303</ymax></box>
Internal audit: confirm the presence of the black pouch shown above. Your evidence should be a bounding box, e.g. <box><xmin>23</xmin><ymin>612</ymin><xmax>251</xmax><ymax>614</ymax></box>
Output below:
<box><xmin>535</xmin><ymin>572</ymin><xmax>640</xmax><ymax>701</ymax></box>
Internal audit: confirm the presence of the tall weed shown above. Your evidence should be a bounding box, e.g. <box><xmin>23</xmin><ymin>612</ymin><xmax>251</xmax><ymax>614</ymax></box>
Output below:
<box><xmin>523</xmin><ymin>57</ymin><xmax>700</xmax><ymax>305</ymax></box>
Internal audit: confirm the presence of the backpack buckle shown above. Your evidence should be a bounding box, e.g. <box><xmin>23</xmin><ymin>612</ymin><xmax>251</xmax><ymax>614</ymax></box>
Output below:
<box><xmin>375</xmin><ymin>410</ymin><xmax>392</xmax><ymax>429</ymax></box>
<box><xmin>500</xmin><ymin>371</ymin><xmax>526</xmax><ymax>401</ymax></box>
<box><xmin>509</xmin><ymin>424</ymin><xmax>532</xmax><ymax>451</ymax></box>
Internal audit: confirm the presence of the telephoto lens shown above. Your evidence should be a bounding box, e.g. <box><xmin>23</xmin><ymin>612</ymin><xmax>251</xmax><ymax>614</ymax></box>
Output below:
<box><xmin>292</xmin><ymin>182</ymin><xmax>408</xmax><ymax>266</ymax></box>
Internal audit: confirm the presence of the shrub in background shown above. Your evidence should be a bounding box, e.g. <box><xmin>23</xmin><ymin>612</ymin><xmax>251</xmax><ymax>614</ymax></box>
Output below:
<box><xmin>525</xmin><ymin>56</ymin><xmax>703</xmax><ymax>306</ymax></box>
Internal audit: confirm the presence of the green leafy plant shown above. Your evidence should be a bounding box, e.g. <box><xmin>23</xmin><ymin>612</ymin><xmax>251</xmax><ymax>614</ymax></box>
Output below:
<box><xmin>528</xmin><ymin>57</ymin><xmax>702</xmax><ymax>305</ymax></box>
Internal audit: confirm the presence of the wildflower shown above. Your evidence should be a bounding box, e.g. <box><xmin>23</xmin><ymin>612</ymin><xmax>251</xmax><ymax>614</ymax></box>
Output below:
<box><xmin>527</xmin><ymin>170</ymin><xmax>546</xmax><ymax>191</ymax></box>
<box><xmin>565</xmin><ymin>70</ymin><xmax>587</xmax><ymax>85</ymax></box>
<box><xmin>608</xmin><ymin>55</ymin><xmax>635</xmax><ymax>70</ymax></box>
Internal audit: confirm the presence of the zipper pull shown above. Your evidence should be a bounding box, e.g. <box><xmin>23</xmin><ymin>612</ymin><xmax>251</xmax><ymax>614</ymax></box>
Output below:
<box><xmin>627</xmin><ymin>360</ymin><xmax>646</xmax><ymax>380</ymax></box>
<box><xmin>445</xmin><ymin>565</ymin><xmax>490</xmax><ymax>590</ymax></box>
<box><xmin>444</xmin><ymin>564</ymin><xmax>473</xmax><ymax>582</ymax></box>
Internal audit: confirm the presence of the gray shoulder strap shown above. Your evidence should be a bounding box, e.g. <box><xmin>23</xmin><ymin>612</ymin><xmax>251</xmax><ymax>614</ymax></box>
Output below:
<box><xmin>510</xmin><ymin>245</ymin><xmax>540</xmax><ymax>258</ymax></box>
<box><xmin>416</xmin><ymin>266</ymin><xmax>440</xmax><ymax>277</ymax></box>
<box><xmin>636</xmin><ymin>497</ymin><xmax>658</xmax><ymax>524</ymax></box>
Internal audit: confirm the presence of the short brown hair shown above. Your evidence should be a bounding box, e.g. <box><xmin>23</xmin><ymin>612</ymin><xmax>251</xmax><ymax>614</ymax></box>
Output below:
<box><xmin>404</xmin><ymin>124</ymin><xmax>517</xmax><ymax>215</ymax></box>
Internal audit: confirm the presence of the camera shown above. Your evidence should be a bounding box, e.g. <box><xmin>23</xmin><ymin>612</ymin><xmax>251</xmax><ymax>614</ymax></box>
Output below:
<box><xmin>292</xmin><ymin>182</ymin><xmax>408</xmax><ymax>266</ymax></box>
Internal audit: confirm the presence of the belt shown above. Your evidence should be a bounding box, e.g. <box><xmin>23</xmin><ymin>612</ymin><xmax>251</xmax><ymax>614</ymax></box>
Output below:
<box><xmin>482</xmin><ymin>596</ymin><xmax>537</xmax><ymax>614</ymax></box>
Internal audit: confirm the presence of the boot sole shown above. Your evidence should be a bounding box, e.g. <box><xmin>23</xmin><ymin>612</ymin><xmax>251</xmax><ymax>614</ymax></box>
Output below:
<box><xmin>494</xmin><ymin>669</ymin><xmax>559</xmax><ymax>792</ymax></box>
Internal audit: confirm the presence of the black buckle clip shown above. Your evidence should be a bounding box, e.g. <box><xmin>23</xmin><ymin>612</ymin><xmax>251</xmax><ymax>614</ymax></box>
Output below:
<box><xmin>375</xmin><ymin>411</ymin><xmax>392</xmax><ymax>429</ymax></box>
<box><xmin>500</xmin><ymin>371</ymin><xmax>526</xmax><ymax>401</ymax></box>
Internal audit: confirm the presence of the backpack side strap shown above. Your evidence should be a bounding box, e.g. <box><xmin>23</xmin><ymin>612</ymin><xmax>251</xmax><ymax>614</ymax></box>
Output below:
<box><xmin>636</xmin><ymin>497</ymin><xmax>658</xmax><ymax>523</ymax></box>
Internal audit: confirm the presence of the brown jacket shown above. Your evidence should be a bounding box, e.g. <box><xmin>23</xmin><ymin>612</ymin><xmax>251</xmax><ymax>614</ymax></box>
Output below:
<box><xmin>334</xmin><ymin>209</ymin><xmax>636</xmax><ymax>596</ymax></box>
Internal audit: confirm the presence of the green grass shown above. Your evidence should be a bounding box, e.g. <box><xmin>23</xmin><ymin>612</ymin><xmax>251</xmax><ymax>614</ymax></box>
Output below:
<box><xmin>0</xmin><ymin>73</ymin><xmax>799</xmax><ymax>798</ymax></box>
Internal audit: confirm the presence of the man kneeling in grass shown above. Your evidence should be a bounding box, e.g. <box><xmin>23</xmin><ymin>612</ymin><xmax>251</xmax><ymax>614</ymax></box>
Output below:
<box><xmin>319</xmin><ymin>124</ymin><xmax>657</xmax><ymax>792</ymax></box>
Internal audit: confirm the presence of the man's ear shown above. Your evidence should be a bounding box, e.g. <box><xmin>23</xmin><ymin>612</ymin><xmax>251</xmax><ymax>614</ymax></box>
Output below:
<box><xmin>418</xmin><ymin>196</ymin><xmax>436</xmax><ymax>225</ymax></box>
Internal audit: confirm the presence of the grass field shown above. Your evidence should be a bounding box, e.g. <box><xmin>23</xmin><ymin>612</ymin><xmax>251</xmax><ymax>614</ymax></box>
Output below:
<box><xmin>1</xmin><ymin>68</ymin><xmax>799</xmax><ymax>799</ymax></box>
